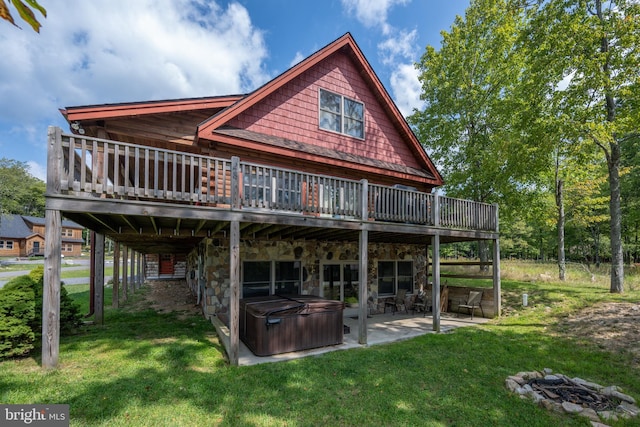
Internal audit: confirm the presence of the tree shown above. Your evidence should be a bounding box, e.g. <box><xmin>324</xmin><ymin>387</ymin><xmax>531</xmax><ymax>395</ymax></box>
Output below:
<box><xmin>0</xmin><ymin>0</ymin><xmax>46</xmax><ymax>32</ymax></box>
<box><xmin>524</xmin><ymin>0</ymin><xmax>640</xmax><ymax>292</ymax></box>
<box><xmin>0</xmin><ymin>158</ymin><xmax>46</xmax><ymax>217</ymax></box>
<box><xmin>409</xmin><ymin>0</ymin><xmax>550</xmax><ymax>268</ymax></box>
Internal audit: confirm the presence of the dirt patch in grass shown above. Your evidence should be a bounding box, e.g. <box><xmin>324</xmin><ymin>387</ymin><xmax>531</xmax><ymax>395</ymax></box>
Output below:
<box><xmin>557</xmin><ymin>302</ymin><xmax>640</xmax><ymax>364</ymax></box>
<box><xmin>125</xmin><ymin>279</ymin><xmax>202</xmax><ymax>320</ymax></box>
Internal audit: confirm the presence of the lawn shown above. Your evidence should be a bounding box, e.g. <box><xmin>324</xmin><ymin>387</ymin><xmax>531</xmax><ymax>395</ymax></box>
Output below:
<box><xmin>1</xmin><ymin>261</ymin><xmax>639</xmax><ymax>426</ymax></box>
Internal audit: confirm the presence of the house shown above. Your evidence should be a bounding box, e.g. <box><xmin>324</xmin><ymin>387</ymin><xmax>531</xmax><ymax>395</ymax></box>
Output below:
<box><xmin>0</xmin><ymin>214</ymin><xmax>83</xmax><ymax>258</ymax></box>
<box><xmin>42</xmin><ymin>33</ymin><xmax>500</xmax><ymax>367</ymax></box>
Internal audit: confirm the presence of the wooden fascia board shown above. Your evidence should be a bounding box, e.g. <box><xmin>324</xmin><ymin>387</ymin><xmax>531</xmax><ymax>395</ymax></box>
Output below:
<box><xmin>209</xmin><ymin>132</ymin><xmax>440</xmax><ymax>186</ymax></box>
<box><xmin>61</xmin><ymin>96</ymin><xmax>243</xmax><ymax>122</ymax></box>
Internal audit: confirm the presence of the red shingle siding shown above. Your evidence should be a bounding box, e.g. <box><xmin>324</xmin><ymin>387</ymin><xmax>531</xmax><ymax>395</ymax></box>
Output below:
<box><xmin>228</xmin><ymin>51</ymin><xmax>421</xmax><ymax>170</ymax></box>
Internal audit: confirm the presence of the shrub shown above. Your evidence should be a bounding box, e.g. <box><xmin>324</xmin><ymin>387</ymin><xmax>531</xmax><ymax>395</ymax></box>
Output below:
<box><xmin>0</xmin><ymin>276</ymin><xmax>37</xmax><ymax>359</ymax></box>
<box><xmin>0</xmin><ymin>267</ymin><xmax>83</xmax><ymax>360</ymax></box>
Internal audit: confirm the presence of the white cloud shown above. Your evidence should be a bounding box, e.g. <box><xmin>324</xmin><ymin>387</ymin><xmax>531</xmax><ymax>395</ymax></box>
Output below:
<box><xmin>340</xmin><ymin>1</ymin><xmax>421</xmax><ymax>117</ymax></box>
<box><xmin>389</xmin><ymin>63</ymin><xmax>424</xmax><ymax>117</ymax></box>
<box><xmin>0</xmin><ymin>0</ymin><xmax>271</xmax><ymax>125</ymax></box>
<box><xmin>341</xmin><ymin>0</ymin><xmax>410</xmax><ymax>35</ymax></box>
<box><xmin>27</xmin><ymin>161</ymin><xmax>46</xmax><ymax>182</ymax></box>
<box><xmin>289</xmin><ymin>51</ymin><xmax>306</xmax><ymax>68</ymax></box>
<box><xmin>378</xmin><ymin>29</ymin><xmax>418</xmax><ymax>65</ymax></box>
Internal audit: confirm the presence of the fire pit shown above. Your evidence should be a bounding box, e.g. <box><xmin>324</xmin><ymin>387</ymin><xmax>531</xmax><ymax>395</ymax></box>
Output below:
<box><xmin>506</xmin><ymin>369</ymin><xmax>639</xmax><ymax>423</ymax></box>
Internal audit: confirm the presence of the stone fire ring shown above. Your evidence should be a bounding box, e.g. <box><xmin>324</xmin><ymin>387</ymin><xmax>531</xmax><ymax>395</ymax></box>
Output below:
<box><xmin>506</xmin><ymin>368</ymin><xmax>639</xmax><ymax>425</ymax></box>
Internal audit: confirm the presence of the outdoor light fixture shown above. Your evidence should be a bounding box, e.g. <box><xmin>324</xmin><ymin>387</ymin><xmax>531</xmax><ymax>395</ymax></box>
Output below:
<box><xmin>70</xmin><ymin>121</ymin><xmax>85</xmax><ymax>135</ymax></box>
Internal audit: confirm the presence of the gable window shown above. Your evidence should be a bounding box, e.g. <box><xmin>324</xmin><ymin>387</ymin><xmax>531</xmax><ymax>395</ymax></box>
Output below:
<box><xmin>377</xmin><ymin>261</ymin><xmax>413</xmax><ymax>296</ymax></box>
<box><xmin>319</xmin><ymin>88</ymin><xmax>364</xmax><ymax>139</ymax></box>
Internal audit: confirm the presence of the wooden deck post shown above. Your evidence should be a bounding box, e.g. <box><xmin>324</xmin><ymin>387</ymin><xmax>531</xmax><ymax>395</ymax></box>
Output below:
<box><xmin>137</xmin><ymin>252</ymin><xmax>143</xmax><ymax>285</ymax></box>
<box><xmin>231</xmin><ymin>156</ymin><xmax>240</xmax><ymax>209</ymax></box>
<box><xmin>431</xmin><ymin>235</ymin><xmax>441</xmax><ymax>332</ymax></box>
<box><xmin>42</xmin><ymin>209</ymin><xmax>62</xmax><ymax>368</ymax></box>
<box><xmin>128</xmin><ymin>249</ymin><xmax>134</xmax><ymax>294</ymax></box>
<box><xmin>431</xmin><ymin>194</ymin><xmax>441</xmax><ymax>332</ymax></box>
<box><xmin>229</xmin><ymin>220</ymin><xmax>240</xmax><ymax>366</ymax></box>
<box><xmin>122</xmin><ymin>245</ymin><xmax>128</xmax><ymax>301</ymax></box>
<box><xmin>93</xmin><ymin>233</ymin><xmax>105</xmax><ymax>325</ymax></box>
<box><xmin>493</xmin><ymin>204</ymin><xmax>501</xmax><ymax>317</ymax></box>
<box><xmin>112</xmin><ymin>243</ymin><xmax>120</xmax><ymax>308</ymax></box>
<box><xmin>132</xmin><ymin>251</ymin><xmax>138</xmax><ymax>289</ymax></box>
<box><xmin>358</xmin><ymin>179</ymin><xmax>369</xmax><ymax>345</ymax></box>
<box><xmin>42</xmin><ymin>126</ymin><xmax>62</xmax><ymax>369</ymax></box>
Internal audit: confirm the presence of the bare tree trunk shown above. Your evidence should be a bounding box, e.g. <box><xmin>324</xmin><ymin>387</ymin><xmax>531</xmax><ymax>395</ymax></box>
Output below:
<box><xmin>478</xmin><ymin>240</ymin><xmax>489</xmax><ymax>272</ymax></box>
<box><xmin>556</xmin><ymin>177</ymin><xmax>566</xmax><ymax>281</ymax></box>
<box><xmin>595</xmin><ymin>0</ymin><xmax>623</xmax><ymax>293</ymax></box>
<box><xmin>608</xmin><ymin>141</ymin><xmax>624</xmax><ymax>292</ymax></box>
<box><xmin>592</xmin><ymin>225</ymin><xmax>601</xmax><ymax>269</ymax></box>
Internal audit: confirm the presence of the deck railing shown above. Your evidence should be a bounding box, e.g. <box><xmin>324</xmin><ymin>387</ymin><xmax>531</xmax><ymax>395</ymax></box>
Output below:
<box><xmin>51</xmin><ymin>128</ymin><xmax>497</xmax><ymax>232</ymax></box>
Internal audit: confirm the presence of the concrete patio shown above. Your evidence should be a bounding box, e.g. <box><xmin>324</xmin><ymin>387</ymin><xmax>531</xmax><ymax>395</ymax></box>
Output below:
<box><xmin>212</xmin><ymin>307</ymin><xmax>490</xmax><ymax>366</ymax></box>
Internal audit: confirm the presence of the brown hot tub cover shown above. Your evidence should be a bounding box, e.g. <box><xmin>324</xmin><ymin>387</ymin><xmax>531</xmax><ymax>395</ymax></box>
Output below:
<box><xmin>239</xmin><ymin>295</ymin><xmax>344</xmax><ymax>356</ymax></box>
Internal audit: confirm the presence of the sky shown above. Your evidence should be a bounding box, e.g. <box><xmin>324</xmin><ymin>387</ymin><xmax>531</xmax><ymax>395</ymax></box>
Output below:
<box><xmin>0</xmin><ymin>0</ymin><xmax>470</xmax><ymax>181</ymax></box>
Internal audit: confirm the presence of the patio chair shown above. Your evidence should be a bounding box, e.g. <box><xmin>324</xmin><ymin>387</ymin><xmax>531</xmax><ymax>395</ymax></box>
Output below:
<box><xmin>457</xmin><ymin>290</ymin><xmax>484</xmax><ymax>319</ymax></box>
<box><xmin>367</xmin><ymin>291</ymin><xmax>382</xmax><ymax>315</ymax></box>
<box><xmin>384</xmin><ymin>288</ymin><xmax>408</xmax><ymax>315</ymax></box>
<box><xmin>412</xmin><ymin>289</ymin><xmax>431</xmax><ymax>317</ymax></box>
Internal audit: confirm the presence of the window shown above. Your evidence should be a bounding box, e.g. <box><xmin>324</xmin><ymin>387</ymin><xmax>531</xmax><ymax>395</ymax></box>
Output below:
<box><xmin>242</xmin><ymin>261</ymin><xmax>271</xmax><ymax>298</ymax></box>
<box><xmin>377</xmin><ymin>261</ymin><xmax>414</xmax><ymax>295</ymax></box>
<box><xmin>0</xmin><ymin>240</ymin><xmax>14</xmax><ymax>250</ymax></box>
<box><xmin>242</xmin><ymin>261</ymin><xmax>301</xmax><ymax>298</ymax></box>
<box><xmin>319</xmin><ymin>88</ymin><xmax>364</xmax><ymax>138</ymax></box>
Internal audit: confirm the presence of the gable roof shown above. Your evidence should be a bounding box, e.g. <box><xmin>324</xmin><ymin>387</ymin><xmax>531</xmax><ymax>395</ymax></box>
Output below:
<box><xmin>61</xmin><ymin>95</ymin><xmax>243</xmax><ymax>122</ymax></box>
<box><xmin>59</xmin><ymin>33</ymin><xmax>443</xmax><ymax>187</ymax></box>
<box><xmin>21</xmin><ymin>215</ymin><xmax>83</xmax><ymax>229</ymax></box>
<box><xmin>0</xmin><ymin>214</ymin><xmax>33</xmax><ymax>239</ymax></box>
<box><xmin>197</xmin><ymin>33</ymin><xmax>442</xmax><ymax>185</ymax></box>
<box><xmin>0</xmin><ymin>214</ymin><xmax>83</xmax><ymax>240</ymax></box>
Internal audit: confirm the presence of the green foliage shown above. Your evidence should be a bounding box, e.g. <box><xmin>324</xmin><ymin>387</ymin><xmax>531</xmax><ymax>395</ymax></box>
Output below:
<box><xmin>0</xmin><ymin>0</ymin><xmax>46</xmax><ymax>32</ymax></box>
<box><xmin>411</xmin><ymin>0</ymin><xmax>640</xmax><ymax>272</ymax></box>
<box><xmin>0</xmin><ymin>267</ymin><xmax>83</xmax><ymax>360</ymax></box>
<box><xmin>0</xmin><ymin>158</ymin><xmax>46</xmax><ymax>216</ymax></box>
<box><xmin>0</xmin><ymin>276</ymin><xmax>36</xmax><ymax>358</ymax></box>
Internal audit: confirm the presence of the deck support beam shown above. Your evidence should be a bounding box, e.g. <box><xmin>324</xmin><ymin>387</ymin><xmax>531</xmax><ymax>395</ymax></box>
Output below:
<box><xmin>42</xmin><ymin>209</ymin><xmax>62</xmax><ymax>369</ymax></box>
<box><xmin>112</xmin><ymin>242</ymin><xmax>120</xmax><ymax>308</ymax></box>
<box><xmin>93</xmin><ymin>233</ymin><xmax>105</xmax><ymax>325</ymax></box>
<box><xmin>122</xmin><ymin>246</ymin><xmax>128</xmax><ymax>301</ymax></box>
<box><xmin>358</xmin><ymin>228</ymin><xmax>368</xmax><ymax>344</ymax></box>
<box><xmin>42</xmin><ymin>126</ymin><xmax>62</xmax><ymax>369</ymax></box>
<box><xmin>358</xmin><ymin>179</ymin><xmax>369</xmax><ymax>345</ymax></box>
<box><xmin>493</xmin><ymin>204</ymin><xmax>501</xmax><ymax>317</ymax></box>
<box><xmin>431</xmin><ymin>235</ymin><xmax>441</xmax><ymax>332</ymax></box>
<box><xmin>229</xmin><ymin>220</ymin><xmax>240</xmax><ymax>366</ymax></box>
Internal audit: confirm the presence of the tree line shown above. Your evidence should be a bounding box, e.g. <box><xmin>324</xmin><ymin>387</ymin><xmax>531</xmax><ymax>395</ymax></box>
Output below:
<box><xmin>409</xmin><ymin>0</ymin><xmax>639</xmax><ymax>293</ymax></box>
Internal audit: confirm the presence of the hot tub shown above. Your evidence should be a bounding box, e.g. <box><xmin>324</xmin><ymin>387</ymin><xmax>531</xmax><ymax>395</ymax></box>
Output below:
<box><xmin>239</xmin><ymin>295</ymin><xmax>344</xmax><ymax>356</ymax></box>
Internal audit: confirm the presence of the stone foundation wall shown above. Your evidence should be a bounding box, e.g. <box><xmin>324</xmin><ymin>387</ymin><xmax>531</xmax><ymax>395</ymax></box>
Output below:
<box><xmin>187</xmin><ymin>238</ymin><xmax>427</xmax><ymax>316</ymax></box>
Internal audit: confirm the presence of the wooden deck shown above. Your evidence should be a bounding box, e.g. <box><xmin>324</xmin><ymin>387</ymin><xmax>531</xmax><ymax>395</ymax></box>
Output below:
<box><xmin>45</xmin><ymin>127</ymin><xmax>498</xmax><ymax>253</ymax></box>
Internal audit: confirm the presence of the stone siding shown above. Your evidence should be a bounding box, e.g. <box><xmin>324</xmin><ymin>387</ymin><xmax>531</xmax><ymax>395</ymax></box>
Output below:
<box><xmin>187</xmin><ymin>238</ymin><xmax>427</xmax><ymax>317</ymax></box>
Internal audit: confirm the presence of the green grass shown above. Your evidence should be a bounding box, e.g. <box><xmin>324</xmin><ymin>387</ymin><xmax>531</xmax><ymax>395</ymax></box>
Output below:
<box><xmin>1</xmin><ymin>261</ymin><xmax>640</xmax><ymax>426</ymax></box>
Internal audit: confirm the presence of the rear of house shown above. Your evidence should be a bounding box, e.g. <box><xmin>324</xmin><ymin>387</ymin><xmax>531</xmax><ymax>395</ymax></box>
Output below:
<box><xmin>42</xmin><ymin>33</ymin><xmax>500</xmax><ymax>366</ymax></box>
